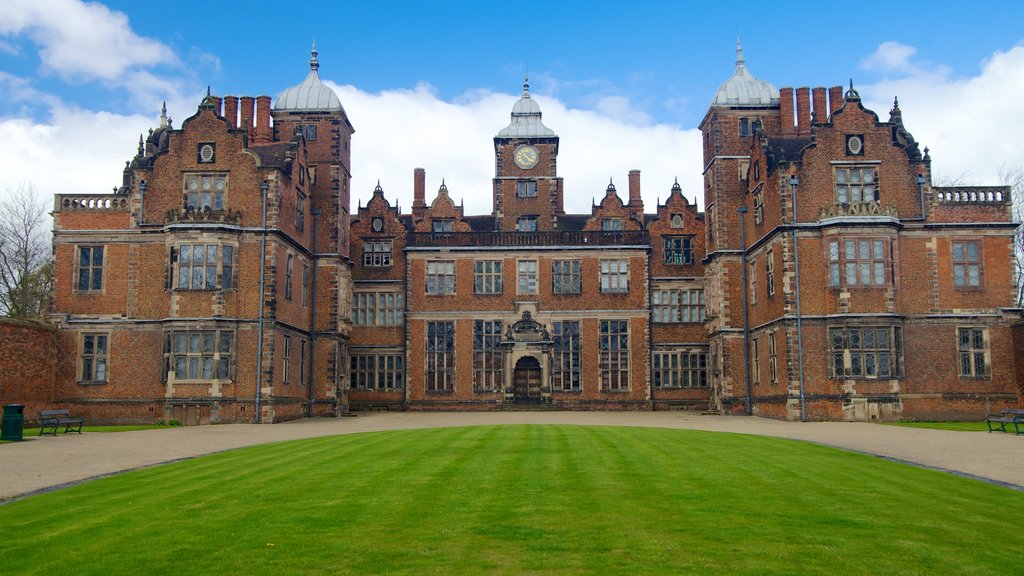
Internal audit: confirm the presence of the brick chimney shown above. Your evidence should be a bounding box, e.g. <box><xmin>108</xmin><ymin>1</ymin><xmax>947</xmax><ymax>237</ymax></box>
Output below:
<box><xmin>828</xmin><ymin>86</ymin><xmax>843</xmax><ymax>116</ymax></box>
<box><xmin>412</xmin><ymin>168</ymin><xmax>426</xmax><ymax>218</ymax></box>
<box><xmin>255</xmin><ymin>96</ymin><xmax>272</xmax><ymax>144</ymax></box>
<box><xmin>208</xmin><ymin>95</ymin><xmax>222</xmax><ymax>115</ymax></box>
<box><xmin>780</xmin><ymin>87</ymin><xmax>796</xmax><ymax>136</ymax></box>
<box><xmin>812</xmin><ymin>87</ymin><xmax>827</xmax><ymax>124</ymax></box>
<box><xmin>224</xmin><ymin>96</ymin><xmax>239</xmax><ymax>129</ymax></box>
<box><xmin>795</xmin><ymin>87</ymin><xmax>811</xmax><ymax>135</ymax></box>
<box><xmin>628</xmin><ymin>169</ymin><xmax>643</xmax><ymax>218</ymax></box>
<box><xmin>239</xmin><ymin>96</ymin><xmax>255</xmax><ymax>137</ymax></box>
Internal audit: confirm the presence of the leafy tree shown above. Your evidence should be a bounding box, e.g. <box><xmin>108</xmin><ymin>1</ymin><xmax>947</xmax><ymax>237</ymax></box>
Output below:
<box><xmin>0</xmin><ymin>184</ymin><xmax>52</xmax><ymax>319</ymax></box>
<box><xmin>1001</xmin><ymin>165</ymin><xmax>1024</xmax><ymax>305</ymax></box>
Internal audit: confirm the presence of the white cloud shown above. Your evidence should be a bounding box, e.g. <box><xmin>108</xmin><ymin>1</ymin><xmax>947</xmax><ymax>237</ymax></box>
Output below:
<box><xmin>861</xmin><ymin>41</ymin><xmax>918</xmax><ymax>73</ymax></box>
<box><xmin>860</xmin><ymin>43</ymin><xmax>1024</xmax><ymax>186</ymax></box>
<box><xmin>0</xmin><ymin>0</ymin><xmax>176</xmax><ymax>81</ymax></box>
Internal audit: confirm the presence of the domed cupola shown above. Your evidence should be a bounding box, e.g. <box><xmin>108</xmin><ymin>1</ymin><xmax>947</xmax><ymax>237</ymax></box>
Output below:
<box><xmin>274</xmin><ymin>41</ymin><xmax>345</xmax><ymax>113</ymax></box>
<box><xmin>497</xmin><ymin>76</ymin><xmax>557</xmax><ymax>138</ymax></box>
<box><xmin>710</xmin><ymin>38</ymin><xmax>779</xmax><ymax>108</ymax></box>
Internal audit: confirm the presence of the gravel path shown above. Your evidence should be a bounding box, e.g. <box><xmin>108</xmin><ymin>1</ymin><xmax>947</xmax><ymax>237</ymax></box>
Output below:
<box><xmin>1</xmin><ymin>412</ymin><xmax>1021</xmax><ymax>503</ymax></box>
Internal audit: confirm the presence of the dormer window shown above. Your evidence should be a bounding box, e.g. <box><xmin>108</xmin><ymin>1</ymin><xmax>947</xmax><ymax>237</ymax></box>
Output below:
<box><xmin>184</xmin><ymin>174</ymin><xmax>227</xmax><ymax>210</ymax></box>
<box><xmin>432</xmin><ymin>219</ymin><xmax>454</xmax><ymax>233</ymax></box>
<box><xmin>601</xmin><ymin>218</ymin><xmax>623</xmax><ymax>231</ymax></box>
<box><xmin>517</xmin><ymin>216</ymin><xmax>537</xmax><ymax>232</ymax></box>
<box><xmin>835</xmin><ymin>166</ymin><xmax>879</xmax><ymax>204</ymax></box>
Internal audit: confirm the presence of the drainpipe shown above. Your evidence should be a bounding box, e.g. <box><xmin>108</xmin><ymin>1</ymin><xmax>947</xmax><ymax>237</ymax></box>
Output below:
<box><xmin>738</xmin><ymin>206</ymin><xmax>751</xmax><ymax>415</ymax></box>
<box><xmin>255</xmin><ymin>181</ymin><xmax>269</xmax><ymax>423</ymax></box>
<box><xmin>916</xmin><ymin>174</ymin><xmax>926</xmax><ymax>221</ymax></box>
<box><xmin>307</xmin><ymin>207</ymin><xmax>321</xmax><ymax>417</ymax></box>
<box><xmin>138</xmin><ymin>180</ymin><xmax>146</xmax><ymax>225</ymax></box>
<box><xmin>790</xmin><ymin>175</ymin><xmax>806</xmax><ymax>421</ymax></box>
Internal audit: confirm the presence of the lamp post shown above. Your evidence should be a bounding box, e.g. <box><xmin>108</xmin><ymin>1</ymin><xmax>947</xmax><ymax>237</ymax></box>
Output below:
<box><xmin>789</xmin><ymin>175</ymin><xmax>806</xmax><ymax>421</ymax></box>
<box><xmin>255</xmin><ymin>181</ymin><xmax>269</xmax><ymax>423</ymax></box>
<box><xmin>738</xmin><ymin>206</ymin><xmax>751</xmax><ymax>416</ymax></box>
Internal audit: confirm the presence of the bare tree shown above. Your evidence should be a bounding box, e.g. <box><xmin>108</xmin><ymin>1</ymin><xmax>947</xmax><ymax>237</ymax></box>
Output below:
<box><xmin>1000</xmin><ymin>165</ymin><xmax>1024</xmax><ymax>306</ymax></box>
<box><xmin>0</xmin><ymin>184</ymin><xmax>52</xmax><ymax>319</ymax></box>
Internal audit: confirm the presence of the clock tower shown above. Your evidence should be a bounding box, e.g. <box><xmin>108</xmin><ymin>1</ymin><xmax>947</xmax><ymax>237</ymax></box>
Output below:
<box><xmin>493</xmin><ymin>78</ymin><xmax>563</xmax><ymax>231</ymax></box>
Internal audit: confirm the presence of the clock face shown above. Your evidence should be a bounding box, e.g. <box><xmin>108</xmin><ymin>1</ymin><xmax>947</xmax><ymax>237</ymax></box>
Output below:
<box><xmin>514</xmin><ymin>145</ymin><xmax>539</xmax><ymax>169</ymax></box>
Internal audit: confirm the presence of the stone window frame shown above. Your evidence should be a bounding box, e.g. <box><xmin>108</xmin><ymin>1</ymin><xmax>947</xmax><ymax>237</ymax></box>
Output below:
<box><xmin>599</xmin><ymin>259</ymin><xmax>629</xmax><ymax>294</ymax></box>
<box><xmin>352</xmin><ymin>291</ymin><xmax>404</xmax><ymax>326</ymax></box>
<box><xmin>652</xmin><ymin>349</ymin><xmax>708</xmax><ymax>389</ymax></box>
<box><xmin>282</xmin><ymin>335</ymin><xmax>291</xmax><ymax>384</ymax></box>
<box><xmin>79</xmin><ymin>332</ymin><xmax>109</xmax><ymax>384</ymax></box>
<box><xmin>517</xmin><ymin>259</ymin><xmax>538</xmax><ymax>295</ymax></box>
<box><xmin>957</xmin><ymin>327</ymin><xmax>989</xmax><ymax>378</ymax></box>
<box><xmin>765</xmin><ymin>249</ymin><xmax>775</xmax><ymax>296</ymax></box>
<box><xmin>552</xmin><ymin>259</ymin><xmax>581</xmax><ymax>294</ymax></box>
<box><xmin>76</xmin><ymin>245</ymin><xmax>105</xmax><ymax>292</ymax></box>
<box><xmin>183</xmin><ymin>173</ymin><xmax>228</xmax><ymax>211</ymax></box>
<box><xmin>651</xmin><ymin>288</ymin><xmax>705</xmax><ymax>323</ymax></box>
<box><xmin>599</xmin><ymin>319</ymin><xmax>630</xmax><ymax>391</ymax></box>
<box><xmin>768</xmin><ymin>331</ymin><xmax>778</xmax><ymax>385</ymax></box>
<box><xmin>474</xmin><ymin>259</ymin><xmax>503</xmax><ymax>295</ymax></box>
<box><xmin>285</xmin><ymin>253</ymin><xmax>294</xmax><ymax>300</ymax></box>
<box><xmin>750</xmin><ymin>337</ymin><xmax>760</xmax><ymax>385</ymax></box>
<box><xmin>749</xmin><ymin>257</ymin><xmax>758</xmax><ymax>306</ymax></box>
<box><xmin>834</xmin><ymin>165</ymin><xmax>879</xmax><ymax>204</ymax></box>
<box><xmin>301</xmin><ymin>263</ymin><xmax>310</xmax><ymax>307</ymax></box>
<box><xmin>425</xmin><ymin>260</ymin><xmax>456</xmax><ymax>295</ymax></box>
<box><xmin>828</xmin><ymin>238</ymin><xmax>889</xmax><ymax>288</ymax></box>
<box><xmin>473</xmin><ymin>320</ymin><xmax>503</xmax><ymax>392</ymax></box>
<box><xmin>952</xmin><ymin>240</ymin><xmax>982</xmax><ymax>289</ymax></box>
<box><xmin>174</xmin><ymin>243</ymin><xmax>235</xmax><ymax>291</ymax></box>
<box><xmin>517</xmin><ymin>216</ymin><xmax>538</xmax><ymax>232</ymax></box>
<box><xmin>739</xmin><ymin>117</ymin><xmax>762</xmax><ymax>137</ymax></box>
<box><xmin>516</xmin><ymin>180</ymin><xmax>538</xmax><ymax>198</ymax></box>
<box><xmin>552</xmin><ymin>321</ymin><xmax>581</xmax><ymax>392</ymax></box>
<box><xmin>601</xmin><ymin>218</ymin><xmax>623</xmax><ymax>231</ymax></box>
<box><xmin>350</xmin><ymin>352</ymin><xmax>404</xmax><ymax>391</ymax></box>
<box><xmin>828</xmin><ymin>325</ymin><xmax>902</xmax><ymax>380</ymax></box>
<box><xmin>163</xmin><ymin>328</ymin><xmax>234</xmax><ymax>383</ymax></box>
<box><xmin>432</xmin><ymin>219</ymin><xmax>454</xmax><ymax>234</ymax></box>
<box><xmin>362</xmin><ymin>240</ymin><xmax>393</xmax><ymax>268</ymax></box>
<box><xmin>753</xmin><ymin>185</ymin><xmax>765</xmax><ymax>225</ymax></box>
<box><xmin>295</xmin><ymin>192</ymin><xmax>306</xmax><ymax>233</ymax></box>
<box><xmin>425</xmin><ymin>320</ymin><xmax>455</xmax><ymax>392</ymax></box>
<box><xmin>664</xmin><ymin>236</ymin><xmax>694</xmax><ymax>265</ymax></box>
<box><xmin>299</xmin><ymin>338</ymin><xmax>307</xmax><ymax>388</ymax></box>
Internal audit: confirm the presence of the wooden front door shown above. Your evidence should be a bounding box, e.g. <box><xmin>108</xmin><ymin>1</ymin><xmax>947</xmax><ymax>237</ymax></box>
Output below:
<box><xmin>513</xmin><ymin>356</ymin><xmax>543</xmax><ymax>404</ymax></box>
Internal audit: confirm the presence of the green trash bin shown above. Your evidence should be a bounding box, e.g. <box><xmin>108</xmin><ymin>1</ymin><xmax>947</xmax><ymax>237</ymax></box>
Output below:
<box><xmin>2</xmin><ymin>404</ymin><xmax>25</xmax><ymax>441</ymax></box>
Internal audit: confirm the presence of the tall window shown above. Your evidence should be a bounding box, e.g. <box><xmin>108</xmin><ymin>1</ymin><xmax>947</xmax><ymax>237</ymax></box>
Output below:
<box><xmin>765</xmin><ymin>249</ymin><xmax>775</xmax><ymax>296</ymax></box>
<box><xmin>652</xmin><ymin>289</ymin><xmax>705</xmax><ymax>323</ymax></box>
<box><xmin>184</xmin><ymin>174</ymin><xmax>227</xmax><ymax>210</ymax></box>
<box><xmin>600</xmin><ymin>260</ymin><xmax>629</xmax><ymax>293</ymax></box>
<box><xmin>301</xmin><ymin>264</ymin><xmax>309</xmax><ymax>307</ymax></box>
<box><xmin>958</xmin><ymin>328</ymin><xmax>988</xmax><ymax>377</ymax></box>
<box><xmin>552</xmin><ymin>260</ymin><xmax>581</xmax><ymax>294</ymax></box>
<box><xmin>164</xmin><ymin>329</ymin><xmax>233</xmax><ymax>381</ymax></box>
<box><xmin>473</xmin><ymin>321</ymin><xmax>503</xmax><ymax>391</ymax></box>
<box><xmin>177</xmin><ymin>244</ymin><xmax>234</xmax><ymax>290</ymax></box>
<box><xmin>282</xmin><ymin>336</ymin><xmax>291</xmax><ymax>383</ymax></box>
<box><xmin>517</xmin><ymin>216</ymin><xmax>537</xmax><ymax>232</ymax></box>
<box><xmin>952</xmin><ymin>241</ymin><xmax>981</xmax><ymax>288</ymax></box>
<box><xmin>352</xmin><ymin>292</ymin><xmax>404</xmax><ymax>326</ymax></box>
<box><xmin>749</xmin><ymin>258</ymin><xmax>758</xmax><ymax>305</ymax></box>
<box><xmin>426</xmin><ymin>261</ymin><xmax>455</xmax><ymax>295</ymax></box>
<box><xmin>295</xmin><ymin>194</ymin><xmax>305</xmax><ymax>232</ymax></box>
<box><xmin>828</xmin><ymin>239</ymin><xmax>887</xmax><ymax>287</ymax></box>
<box><xmin>599</xmin><ymin>320</ymin><xmax>629</xmax><ymax>391</ymax></box>
<box><xmin>80</xmin><ymin>333</ymin><xmax>108</xmax><ymax>383</ymax></box>
<box><xmin>299</xmin><ymin>339</ymin><xmax>307</xmax><ymax>388</ymax></box>
<box><xmin>363</xmin><ymin>240</ymin><xmax>392</xmax><ymax>267</ymax></box>
<box><xmin>739</xmin><ymin>117</ymin><xmax>761</xmax><ymax>137</ymax></box>
<box><xmin>834</xmin><ymin>166</ymin><xmax>879</xmax><ymax>204</ymax></box>
<box><xmin>664</xmin><ymin>237</ymin><xmax>694</xmax><ymax>265</ymax></box>
<box><xmin>426</xmin><ymin>321</ymin><xmax>454</xmax><ymax>391</ymax></box>
<box><xmin>77</xmin><ymin>246</ymin><xmax>104</xmax><ymax>291</ymax></box>
<box><xmin>601</xmin><ymin>218</ymin><xmax>623</xmax><ymax>231</ymax></box>
<box><xmin>652</xmin><ymin>349</ymin><xmax>707</xmax><ymax>389</ymax></box>
<box><xmin>474</xmin><ymin>260</ymin><xmax>503</xmax><ymax>295</ymax></box>
<box><xmin>829</xmin><ymin>326</ymin><xmax>902</xmax><ymax>379</ymax></box>
<box><xmin>351</xmin><ymin>353</ymin><xmax>404</xmax><ymax>390</ymax></box>
<box><xmin>552</xmin><ymin>321</ymin><xmax>581</xmax><ymax>391</ymax></box>
<box><xmin>285</xmin><ymin>254</ymin><xmax>294</xmax><ymax>300</ymax></box>
<box><xmin>769</xmin><ymin>331</ymin><xmax>778</xmax><ymax>384</ymax></box>
<box><xmin>753</xmin><ymin>188</ymin><xmax>764</xmax><ymax>224</ymax></box>
<box><xmin>516</xmin><ymin>180</ymin><xmax>537</xmax><ymax>197</ymax></box>
<box><xmin>518</xmin><ymin>260</ymin><xmax>538</xmax><ymax>294</ymax></box>
<box><xmin>751</xmin><ymin>337</ymin><xmax>760</xmax><ymax>385</ymax></box>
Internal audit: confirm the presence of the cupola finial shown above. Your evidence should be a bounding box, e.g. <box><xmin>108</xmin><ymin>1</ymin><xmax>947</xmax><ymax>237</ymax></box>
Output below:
<box><xmin>523</xmin><ymin>71</ymin><xmax>530</xmax><ymax>98</ymax></box>
<box><xmin>309</xmin><ymin>38</ymin><xmax>319</xmax><ymax>72</ymax></box>
<box><xmin>736</xmin><ymin>34</ymin><xmax>745</xmax><ymax>68</ymax></box>
<box><xmin>159</xmin><ymin>101</ymin><xmax>167</xmax><ymax>128</ymax></box>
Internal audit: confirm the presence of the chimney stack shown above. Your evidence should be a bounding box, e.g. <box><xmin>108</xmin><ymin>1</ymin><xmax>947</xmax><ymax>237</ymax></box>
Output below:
<box><xmin>239</xmin><ymin>96</ymin><xmax>255</xmax><ymax>137</ymax></box>
<box><xmin>828</xmin><ymin>86</ymin><xmax>843</xmax><ymax>117</ymax></box>
<box><xmin>628</xmin><ymin>170</ymin><xmax>643</xmax><ymax>217</ymax></box>
<box><xmin>255</xmin><ymin>96</ymin><xmax>272</xmax><ymax>144</ymax></box>
<box><xmin>413</xmin><ymin>168</ymin><xmax>426</xmax><ymax>217</ymax></box>
<box><xmin>224</xmin><ymin>96</ymin><xmax>239</xmax><ymax>129</ymax></box>
<box><xmin>208</xmin><ymin>96</ymin><xmax>222</xmax><ymax>115</ymax></box>
<box><xmin>812</xmin><ymin>87</ymin><xmax>827</xmax><ymax>124</ymax></box>
<box><xmin>795</xmin><ymin>87</ymin><xmax>811</xmax><ymax>135</ymax></box>
<box><xmin>780</xmin><ymin>87</ymin><xmax>796</xmax><ymax>136</ymax></box>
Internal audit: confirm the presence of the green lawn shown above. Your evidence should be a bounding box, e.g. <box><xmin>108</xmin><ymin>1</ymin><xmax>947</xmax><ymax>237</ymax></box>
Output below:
<box><xmin>0</xmin><ymin>425</ymin><xmax>1021</xmax><ymax>575</ymax></box>
<box><xmin>885</xmin><ymin>420</ymin><xmax>991</xmax><ymax>432</ymax></box>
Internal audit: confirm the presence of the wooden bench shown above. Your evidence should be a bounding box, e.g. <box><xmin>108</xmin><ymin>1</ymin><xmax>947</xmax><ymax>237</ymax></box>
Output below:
<box><xmin>985</xmin><ymin>409</ymin><xmax>1024</xmax><ymax>435</ymax></box>
<box><xmin>38</xmin><ymin>409</ymin><xmax>84</xmax><ymax>436</ymax></box>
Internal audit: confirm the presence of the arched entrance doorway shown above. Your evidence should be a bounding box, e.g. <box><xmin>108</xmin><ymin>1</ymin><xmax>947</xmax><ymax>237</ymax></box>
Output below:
<box><xmin>513</xmin><ymin>356</ymin><xmax>543</xmax><ymax>404</ymax></box>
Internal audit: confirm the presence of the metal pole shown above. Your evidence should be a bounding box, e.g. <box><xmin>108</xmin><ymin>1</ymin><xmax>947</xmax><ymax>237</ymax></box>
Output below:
<box><xmin>255</xmin><ymin>181</ymin><xmax>269</xmax><ymax>423</ymax></box>
<box><xmin>790</xmin><ymin>176</ymin><xmax>806</xmax><ymax>421</ymax></box>
<box><xmin>307</xmin><ymin>207</ymin><xmax>321</xmax><ymax>417</ymax></box>
<box><xmin>738</xmin><ymin>206</ymin><xmax>751</xmax><ymax>415</ymax></box>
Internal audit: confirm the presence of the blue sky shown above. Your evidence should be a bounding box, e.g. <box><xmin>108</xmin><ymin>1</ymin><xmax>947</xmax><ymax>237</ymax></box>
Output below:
<box><xmin>1</xmin><ymin>0</ymin><xmax>1023</xmax><ymax>214</ymax></box>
